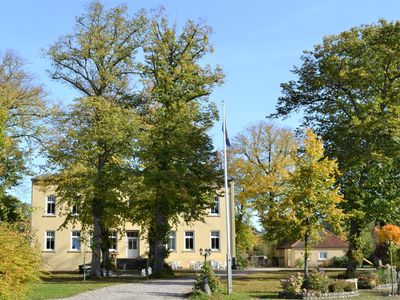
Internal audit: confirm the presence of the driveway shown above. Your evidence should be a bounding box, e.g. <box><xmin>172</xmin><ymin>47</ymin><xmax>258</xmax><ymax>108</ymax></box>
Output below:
<box><xmin>61</xmin><ymin>278</ymin><xmax>195</xmax><ymax>300</ymax></box>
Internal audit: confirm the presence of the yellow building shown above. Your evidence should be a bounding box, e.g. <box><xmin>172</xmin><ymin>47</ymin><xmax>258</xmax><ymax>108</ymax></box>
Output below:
<box><xmin>31</xmin><ymin>177</ymin><xmax>236</xmax><ymax>272</ymax></box>
<box><xmin>276</xmin><ymin>230</ymin><xmax>348</xmax><ymax>268</ymax></box>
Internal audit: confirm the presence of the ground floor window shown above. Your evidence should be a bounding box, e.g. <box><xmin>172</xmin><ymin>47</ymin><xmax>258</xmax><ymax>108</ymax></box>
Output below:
<box><xmin>45</xmin><ymin>231</ymin><xmax>55</xmax><ymax>250</ymax></box>
<box><xmin>210</xmin><ymin>231</ymin><xmax>220</xmax><ymax>250</ymax></box>
<box><xmin>167</xmin><ymin>231</ymin><xmax>176</xmax><ymax>251</ymax></box>
<box><xmin>109</xmin><ymin>231</ymin><xmax>118</xmax><ymax>251</ymax></box>
<box><xmin>318</xmin><ymin>251</ymin><xmax>328</xmax><ymax>260</ymax></box>
<box><xmin>184</xmin><ymin>231</ymin><xmax>194</xmax><ymax>251</ymax></box>
<box><xmin>71</xmin><ymin>230</ymin><xmax>81</xmax><ymax>251</ymax></box>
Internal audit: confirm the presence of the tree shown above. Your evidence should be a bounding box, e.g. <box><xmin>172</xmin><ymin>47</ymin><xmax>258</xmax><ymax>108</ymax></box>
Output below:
<box><xmin>0</xmin><ymin>51</ymin><xmax>48</xmax><ymax>197</ymax></box>
<box><xmin>265</xmin><ymin>130</ymin><xmax>344</xmax><ymax>278</ymax></box>
<box><xmin>228</xmin><ymin>122</ymin><xmax>297</xmax><ymax>245</ymax></box>
<box><xmin>130</xmin><ymin>15</ymin><xmax>223</xmax><ymax>275</ymax></box>
<box><xmin>271</xmin><ymin>20</ymin><xmax>400</xmax><ymax>277</ymax></box>
<box><xmin>376</xmin><ymin>224</ymin><xmax>400</xmax><ymax>295</ymax></box>
<box><xmin>0</xmin><ymin>223</ymin><xmax>42</xmax><ymax>299</ymax></box>
<box><xmin>47</xmin><ymin>2</ymin><xmax>146</xmax><ymax>277</ymax></box>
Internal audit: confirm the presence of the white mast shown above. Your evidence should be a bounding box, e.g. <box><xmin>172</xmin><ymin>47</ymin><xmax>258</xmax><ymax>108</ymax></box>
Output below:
<box><xmin>222</xmin><ymin>100</ymin><xmax>233</xmax><ymax>294</ymax></box>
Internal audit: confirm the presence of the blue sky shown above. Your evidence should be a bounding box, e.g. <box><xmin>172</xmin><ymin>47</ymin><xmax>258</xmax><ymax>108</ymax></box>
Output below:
<box><xmin>3</xmin><ymin>0</ymin><xmax>400</xmax><ymax>202</ymax></box>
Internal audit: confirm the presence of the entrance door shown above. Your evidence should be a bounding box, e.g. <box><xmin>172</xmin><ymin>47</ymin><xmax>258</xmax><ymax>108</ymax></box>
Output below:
<box><xmin>126</xmin><ymin>231</ymin><xmax>139</xmax><ymax>258</ymax></box>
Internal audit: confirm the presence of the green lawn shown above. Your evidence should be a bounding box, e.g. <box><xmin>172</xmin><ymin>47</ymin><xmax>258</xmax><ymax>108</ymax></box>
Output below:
<box><xmin>26</xmin><ymin>272</ymin><xmax>145</xmax><ymax>300</ymax></box>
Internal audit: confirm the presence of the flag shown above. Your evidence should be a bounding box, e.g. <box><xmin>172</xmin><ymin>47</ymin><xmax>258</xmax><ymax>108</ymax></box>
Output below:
<box><xmin>222</xmin><ymin>120</ymin><xmax>231</xmax><ymax>147</ymax></box>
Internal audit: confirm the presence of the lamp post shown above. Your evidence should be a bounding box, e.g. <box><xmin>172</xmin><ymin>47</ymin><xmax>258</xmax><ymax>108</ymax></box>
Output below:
<box><xmin>200</xmin><ymin>248</ymin><xmax>212</xmax><ymax>263</ymax></box>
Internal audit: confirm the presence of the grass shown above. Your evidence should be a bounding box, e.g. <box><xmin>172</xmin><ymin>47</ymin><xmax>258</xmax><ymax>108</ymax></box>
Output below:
<box><xmin>26</xmin><ymin>272</ymin><xmax>146</xmax><ymax>300</ymax></box>
<box><xmin>190</xmin><ymin>270</ymin><xmax>393</xmax><ymax>300</ymax></box>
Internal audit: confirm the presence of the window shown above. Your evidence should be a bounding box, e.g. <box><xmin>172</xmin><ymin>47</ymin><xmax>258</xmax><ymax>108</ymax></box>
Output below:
<box><xmin>319</xmin><ymin>251</ymin><xmax>328</xmax><ymax>260</ymax></box>
<box><xmin>167</xmin><ymin>231</ymin><xmax>176</xmax><ymax>251</ymax></box>
<box><xmin>71</xmin><ymin>231</ymin><xmax>81</xmax><ymax>251</ymax></box>
<box><xmin>46</xmin><ymin>195</ymin><xmax>56</xmax><ymax>215</ymax></box>
<box><xmin>109</xmin><ymin>231</ymin><xmax>117</xmax><ymax>251</ymax></box>
<box><xmin>210</xmin><ymin>231</ymin><xmax>220</xmax><ymax>251</ymax></box>
<box><xmin>184</xmin><ymin>231</ymin><xmax>194</xmax><ymax>251</ymax></box>
<box><xmin>127</xmin><ymin>231</ymin><xmax>138</xmax><ymax>250</ymax></box>
<box><xmin>45</xmin><ymin>231</ymin><xmax>55</xmax><ymax>250</ymax></box>
<box><xmin>71</xmin><ymin>204</ymin><xmax>79</xmax><ymax>216</ymax></box>
<box><xmin>210</xmin><ymin>197</ymin><xmax>220</xmax><ymax>215</ymax></box>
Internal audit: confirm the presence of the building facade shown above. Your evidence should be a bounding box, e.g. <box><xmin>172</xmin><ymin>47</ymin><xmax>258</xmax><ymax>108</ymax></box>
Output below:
<box><xmin>31</xmin><ymin>178</ymin><xmax>236</xmax><ymax>272</ymax></box>
<box><xmin>276</xmin><ymin>230</ymin><xmax>348</xmax><ymax>268</ymax></box>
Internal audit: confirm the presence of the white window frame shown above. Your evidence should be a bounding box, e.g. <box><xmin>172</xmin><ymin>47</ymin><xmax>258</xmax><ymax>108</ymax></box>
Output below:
<box><xmin>167</xmin><ymin>231</ymin><xmax>176</xmax><ymax>251</ymax></box>
<box><xmin>210</xmin><ymin>231</ymin><xmax>220</xmax><ymax>251</ymax></box>
<box><xmin>210</xmin><ymin>196</ymin><xmax>220</xmax><ymax>215</ymax></box>
<box><xmin>184</xmin><ymin>231</ymin><xmax>194</xmax><ymax>251</ymax></box>
<box><xmin>318</xmin><ymin>251</ymin><xmax>328</xmax><ymax>260</ymax></box>
<box><xmin>70</xmin><ymin>230</ymin><xmax>81</xmax><ymax>251</ymax></box>
<box><xmin>45</xmin><ymin>230</ymin><xmax>55</xmax><ymax>251</ymax></box>
<box><xmin>109</xmin><ymin>231</ymin><xmax>118</xmax><ymax>252</ymax></box>
<box><xmin>46</xmin><ymin>195</ymin><xmax>56</xmax><ymax>215</ymax></box>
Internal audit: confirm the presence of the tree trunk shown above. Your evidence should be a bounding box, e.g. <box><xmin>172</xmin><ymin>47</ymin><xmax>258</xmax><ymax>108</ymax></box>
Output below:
<box><xmin>304</xmin><ymin>232</ymin><xmax>310</xmax><ymax>279</ymax></box>
<box><xmin>102</xmin><ymin>247</ymin><xmax>110</xmax><ymax>277</ymax></box>
<box><xmin>153</xmin><ymin>206</ymin><xmax>169</xmax><ymax>275</ymax></box>
<box><xmin>346</xmin><ymin>219</ymin><xmax>362</xmax><ymax>278</ymax></box>
<box><xmin>90</xmin><ymin>202</ymin><xmax>102</xmax><ymax>278</ymax></box>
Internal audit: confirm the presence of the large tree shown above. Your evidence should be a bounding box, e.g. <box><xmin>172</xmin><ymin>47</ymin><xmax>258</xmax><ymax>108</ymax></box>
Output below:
<box><xmin>266</xmin><ymin>130</ymin><xmax>344</xmax><ymax>278</ymax></box>
<box><xmin>47</xmin><ymin>2</ymin><xmax>146</xmax><ymax>277</ymax></box>
<box><xmin>130</xmin><ymin>15</ymin><xmax>223</xmax><ymax>275</ymax></box>
<box><xmin>0</xmin><ymin>51</ymin><xmax>48</xmax><ymax>197</ymax></box>
<box><xmin>228</xmin><ymin>122</ymin><xmax>297</xmax><ymax>241</ymax></box>
<box><xmin>272</xmin><ymin>20</ymin><xmax>400</xmax><ymax>277</ymax></box>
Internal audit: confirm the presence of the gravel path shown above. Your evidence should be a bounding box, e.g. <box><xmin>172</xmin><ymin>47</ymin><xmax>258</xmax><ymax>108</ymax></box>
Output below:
<box><xmin>61</xmin><ymin>278</ymin><xmax>194</xmax><ymax>300</ymax></box>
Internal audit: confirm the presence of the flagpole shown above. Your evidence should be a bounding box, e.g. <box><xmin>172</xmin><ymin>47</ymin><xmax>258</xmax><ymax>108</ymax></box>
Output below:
<box><xmin>222</xmin><ymin>100</ymin><xmax>233</xmax><ymax>294</ymax></box>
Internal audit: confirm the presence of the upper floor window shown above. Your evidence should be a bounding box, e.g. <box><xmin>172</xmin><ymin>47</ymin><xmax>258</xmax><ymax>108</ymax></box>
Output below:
<box><xmin>71</xmin><ymin>231</ymin><xmax>81</xmax><ymax>251</ymax></box>
<box><xmin>46</xmin><ymin>195</ymin><xmax>56</xmax><ymax>215</ymax></box>
<box><xmin>71</xmin><ymin>204</ymin><xmax>79</xmax><ymax>216</ymax></box>
<box><xmin>210</xmin><ymin>231</ymin><xmax>220</xmax><ymax>251</ymax></box>
<box><xmin>210</xmin><ymin>197</ymin><xmax>220</xmax><ymax>215</ymax></box>
<box><xmin>45</xmin><ymin>231</ymin><xmax>55</xmax><ymax>250</ymax></box>
<box><xmin>184</xmin><ymin>231</ymin><xmax>194</xmax><ymax>251</ymax></box>
<box><xmin>167</xmin><ymin>231</ymin><xmax>176</xmax><ymax>251</ymax></box>
<box><xmin>109</xmin><ymin>231</ymin><xmax>118</xmax><ymax>251</ymax></box>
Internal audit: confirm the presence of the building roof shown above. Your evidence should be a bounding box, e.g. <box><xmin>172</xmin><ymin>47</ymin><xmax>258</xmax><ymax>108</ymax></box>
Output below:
<box><xmin>277</xmin><ymin>230</ymin><xmax>349</xmax><ymax>250</ymax></box>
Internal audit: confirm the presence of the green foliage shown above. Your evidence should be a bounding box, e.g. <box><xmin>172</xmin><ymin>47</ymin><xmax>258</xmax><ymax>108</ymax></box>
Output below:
<box><xmin>295</xmin><ymin>258</ymin><xmax>304</xmax><ymax>268</ymax></box>
<box><xmin>280</xmin><ymin>273</ymin><xmax>303</xmax><ymax>294</ymax></box>
<box><xmin>273</xmin><ymin>19</ymin><xmax>400</xmax><ymax>277</ymax></box>
<box><xmin>329</xmin><ymin>280</ymin><xmax>356</xmax><ymax>292</ymax></box>
<box><xmin>0</xmin><ymin>223</ymin><xmax>42</xmax><ymax>299</ymax></box>
<box><xmin>193</xmin><ymin>263</ymin><xmax>222</xmax><ymax>294</ymax></box>
<box><xmin>357</xmin><ymin>272</ymin><xmax>377</xmax><ymax>289</ymax></box>
<box><xmin>330</xmin><ymin>256</ymin><xmax>348</xmax><ymax>268</ymax></box>
<box><xmin>0</xmin><ymin>51</ymin><xmax>49</xmax><ymax>198</ymax></box>
<box><xmin>131</xmin><ymin>12</ymin><xmax>223</xmax><ymax>273</ymax></box>
<box><xmin>303</xmin><ymin>271</ymin><xmax>332</xmax><ymax>293</ymax></box>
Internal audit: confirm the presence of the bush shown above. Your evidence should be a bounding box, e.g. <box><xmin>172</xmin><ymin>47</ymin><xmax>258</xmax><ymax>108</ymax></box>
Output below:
<box><xmin>357</xmin><ymin>272</ymin><xmax>377</xmax><ymax>289</ymax></box>
<box><xmin>330</xmin><ymin>256</ymin><xmax>348</xmax><ymax>268</ymax></box>
<box><xmin>329</xmin><ymin>280</ymin><xmax>356</xmax><ymax>292</ymax></box>
<box><xmin>295</xmin><ymin>258</ymin><xmax>304</xmax><ymax>268</ymax></box>
<box><xmin>303</xmin><ymin>271</ymin><xmax>332</xmax><ymax>293</ymax></box>
<box><xmin>281</xmin><ymin>273</ymin><xmax>303</xmax><ymax>294</ymax></box>
<box><xmin>193</xmin><ymin>262</ymin><xmax>222</xmax><ymax>294</ymax></box>
<box><xmin>0</xmin><ymin>223</ymin><xmax>42</xmax><ymax>299</ymax></box>
<box><xmin>376</xmin><ymin>267</ymin><xmax>390</xmax><ymax>285</ymax></box>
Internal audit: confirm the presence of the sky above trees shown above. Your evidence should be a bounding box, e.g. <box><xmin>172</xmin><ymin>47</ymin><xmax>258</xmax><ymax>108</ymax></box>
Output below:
<box><xmin>2</xmin><ymin>0</ymin><xmax>400</xmax><ymax>201</ymax></box>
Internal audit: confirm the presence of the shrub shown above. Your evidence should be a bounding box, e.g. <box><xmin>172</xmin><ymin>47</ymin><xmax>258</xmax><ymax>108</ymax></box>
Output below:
<box><xmin>376</xmin><ymin>267</ymin><xmax>390</xmax><ymax>285</ymax></box>
<box><xmin>357</xmin><ymin>272</ymin><xmax>377</xmax><ymax>289</ymax></box>
<box><xmin>303</xmin><ymin>271</ymin><xmax>332</xmax><ymax>293</ymax></box>
<box><xmin>0</xmin><ymin>223</ymin><xmax>42</xmax><ymax>299</ymax></box>
<box><xmin>281</xmin><ymin>272</ymin><xmax>303</xmax><ymax>294</ymax></box>
<box><xmin>193</xmin><ymin>262</ymin><xmax>221</xmax><ymax>294</ymax></box>
<box><xmin>329</xmin><ymin>280</ymin><xmax>356</xmax><ymax>292</ymax></box>
<box><xmin>295</xmin><ymin>258</ymin><xmax>304</xmax><ymax>268</ymax></box>
<box><xmin>330</xmin><ymin>256</ymin><xmax>348</xmax><ymax>268</ymax></box>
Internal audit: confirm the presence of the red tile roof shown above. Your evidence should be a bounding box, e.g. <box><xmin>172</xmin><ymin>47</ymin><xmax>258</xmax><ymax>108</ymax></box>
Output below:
<box><xmin>277</xmin><ymin>230</ymin><xmax>349</xmax><ymax>249</ymax></box>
